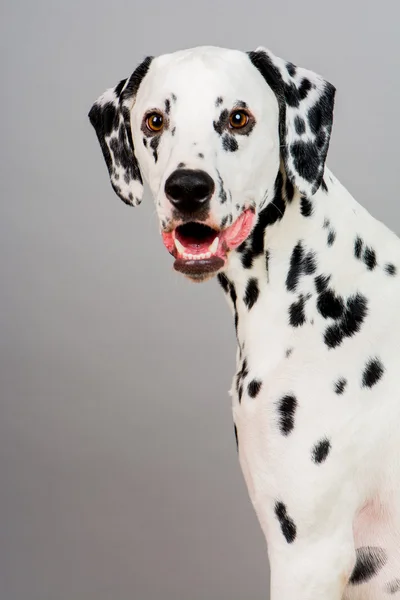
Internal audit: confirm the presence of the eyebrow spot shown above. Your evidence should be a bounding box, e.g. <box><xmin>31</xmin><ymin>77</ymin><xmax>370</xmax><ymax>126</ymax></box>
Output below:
<box><xmin>213</xmin><ymin>109</ymin><xmax>229</xmax><ymax>135</ymax></box>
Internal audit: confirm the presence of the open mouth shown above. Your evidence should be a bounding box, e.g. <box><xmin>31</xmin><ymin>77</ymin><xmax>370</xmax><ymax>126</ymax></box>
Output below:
<box><xmin>161</xmin><ymin>208</ymin><xmax>256</xmax><ymax>279</ymax></box>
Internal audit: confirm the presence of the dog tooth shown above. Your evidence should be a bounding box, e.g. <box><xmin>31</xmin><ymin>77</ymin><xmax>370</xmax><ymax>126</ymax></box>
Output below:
<box><xmin>174</xmin><ymin>238</ymin><xmax>186</xmax><ymax>255</ymax></box>
<box><xmin>208</xmin><ymin>237</ymin><xmax>219</xmax><ymax>254</ymax></box>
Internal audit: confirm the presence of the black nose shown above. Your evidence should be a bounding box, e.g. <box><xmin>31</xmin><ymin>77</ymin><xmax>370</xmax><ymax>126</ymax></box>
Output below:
<box><xmin>165</xmin><ymin>169</ymin><xmax>215</xmax><ymax>215</ymax></box>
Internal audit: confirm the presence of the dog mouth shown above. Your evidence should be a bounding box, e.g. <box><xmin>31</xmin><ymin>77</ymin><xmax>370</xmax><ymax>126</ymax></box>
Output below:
<box><xmin>161</xmin><ymin>208</ymin><xmax>256</xmax><ymax>279</ymax></box>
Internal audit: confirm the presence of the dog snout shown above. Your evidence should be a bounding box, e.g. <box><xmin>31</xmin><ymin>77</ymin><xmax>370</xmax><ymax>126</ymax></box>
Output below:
<box><xmin>164</xmin><ymin>169</ymin><xmax>215</xmax><ymax>216</ymax></box>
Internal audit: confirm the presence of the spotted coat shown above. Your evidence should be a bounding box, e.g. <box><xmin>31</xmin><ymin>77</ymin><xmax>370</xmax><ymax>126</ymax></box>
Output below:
<box><xmin>89</xmin><ymin>45</ymin><xmax>400</xmax><ymax>600</ymax></box>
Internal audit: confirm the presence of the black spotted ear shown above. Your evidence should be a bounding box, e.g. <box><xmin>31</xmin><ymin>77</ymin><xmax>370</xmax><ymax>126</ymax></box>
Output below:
<box><xmin>88</xmin><ymin>56</ymin><xmax>153</xmax><ymax>206</ymax></box>
<box><xmin>248</xmin><ymin>47</ymin><xmax>336</xmax><ymax>198</ymax></box>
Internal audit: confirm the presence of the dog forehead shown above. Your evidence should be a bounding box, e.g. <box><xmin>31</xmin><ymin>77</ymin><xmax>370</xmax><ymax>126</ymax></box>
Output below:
<box><xmin>135</xmin><ymin>46</ymin><xmax>275</xmax><ymax>111</ymax></box>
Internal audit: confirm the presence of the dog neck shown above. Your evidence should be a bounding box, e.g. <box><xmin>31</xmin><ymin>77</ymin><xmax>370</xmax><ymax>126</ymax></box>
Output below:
<box><xmin>218</xmin><ymin>165</ymin><xmax>376</xmax><ymax>366</ymax></box>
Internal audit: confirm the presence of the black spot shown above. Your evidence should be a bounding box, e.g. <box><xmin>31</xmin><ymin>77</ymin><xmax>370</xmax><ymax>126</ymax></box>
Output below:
<box><xmin>171</xmin><ymin>93</ymin><xmax>177</xmax><ymax>103</ymax></box>
<box><xmin>220</xmin><ymin>215</ymin><xmax>228</xmax><ymax>229</ymax></box>
<box><xmin>386</xmin><ymin>579</ymin><xmax>400</xmax><ymax>594</ymax></box>
<box><xmin>294</xmin><ymin>115</ymin><xmax>306</xmax><ymax>135</ymax></box>
<box><xmin>222</xmin><ymin>134</ymin><xmax>239</xmax><ymax>152</ymax></box>
<box><xmin>241</xmin><ymin>171</ymin><xmax>285</xmax><ymax>262</ymax></box>
<box><xmin>286</xmin><ymin>242</ymin><xmax>304</xmax><ymax>292</ymax></box>
<box><xmin>171</xmin><ymin>127</ymin><xmax>176</xmax><ymax>136</ymax></box>
<box><xmin>312</xmin><ymin>438</ymin><xmax>331</xmax><ymax>463</ymax></box>
<box><xmin>298</xmin><ymin>78</ymin><xmax>312</xmax><ymax>100</ymax></box>
<box><xmin>244</xmin><ymin>278</ymin><xmax>259</xmax><ymax>310</ymax></box>
<box><xmin>217</xmin><ymin>273</ymin><xmax>230</xmax><ymax>294</ymax></box>
<box><xmin>216</xmin><ymin>170</ymin><xmax>227</xmax><ymax>204</ymax></box>
<box><xmin>307</xmin><ymin>85</ymin><xmax>334</xmax><ymax>135</ymax></box>
<box><xmin>317</xmin><ymin>289</ymin><xmax>344</xmax><ymax>320</ymax></box>
<box><xmin>315</xmin><ymin>274</ymin><xmax>331</xmax><ymax>294</ymax></box>
<box><xmin>289</xmin><ymin>295</ymin><xmax>307</xmax><ymax>327</ymax></box>
<box><xmin>274</xmin><ymin>501</ymin><xmax>297</xmax><ymax>543</ymax></box>
<box><xmin>349</xmin><ymin>547</ymin><xmax>387</xmax><ymax>585</ymax></box>
<box><xmin>177</xmin><ymin>162</ymin><xmax>185</xmax><ymax>169</ymax></box>
<box><xmin>89</xmin><ymin>101</ymin><xmax>115</xmax><ymax>139</ymax></box>
<box><xmin>363</xmin><ymin>246</ymin><xmax>377</xmax><ymax>270</ymax></box>
<box><xmin>362</xmin><ymin>357</ymin><xmax>384</xmax><ymax>388</ymax></box>
<box><xmin>321</xmin><ymin>177</ymin><xmax>328</xmax><ymax>192</ymax></box>
<box><xmin>284</xmin><ymin>82</ymin><xmax>301</xmax><ymax>108</ymax></box>
<box><xmin>215</xmin><ymin>96</ymin><xmax>223</xmax><ymax>107</ymax></box>
<box><xmin>150</xmin><ymin>136</ymin><xmax>160</xmax><ymax>162</ymax></box>
<box><xmin>143</xmin><ymin>137</ymin><xmax>148</xmax><ymax>148</ymax></box>
<box><xmin>234</xmin><ymin>424</ymin><xmax>239</xmax><ymax>451</ymax></box>
<box><xmin>324</xmin><ymin>293</ymin><xmax>368</xmax><ymax>349</ymax></box>
<box><xmin>229</xmin><ymin>283</ymin><xmax>239</xmax><ymax>337</ymax></box>
<box><xmin>327</xmin><ymin>229</ymin><xmax>336</xmax><ymax>246</ymax></box>
<box><xmin>384</xmin><ymin>263</ymin><xmax>397</xmax><ymax>276</ymax></box>
<box><xmin>248</xmin><ymin>379</ymin><xmax>262</xmax><ymax>398</ymax></box>
<box><xmin>286</xmin><ymin>62</ymin><xmax>297</xmax><ymax>77</ymax></box>
<box><xmin>164</xmin><ymin>98</ymin><xmax>171</xmax><ymax>114</ymax></box>
<box><xmin>198</xmin><ymin>153</ymin><xmax>204</xmax><ymax>159</ymax></box>
<box><xmin>277</xmin><ymin>394</ymin><xmax>297</xmax><ymax>435</ymax></box>
<box><xmin>285</xmin><ymin>177</ymin><xmax>294</xmax><ymax>202</ymax></box>
<box><xmin>229</xmin><ymin>282</ymin><xmax>237</xmax><ymax>305</ymax></box>
<box><xmin>236</xmin><ymin>359</ymin><xmax>249</xmax><ymax>398</ymax></box>
<box><xmin>213</xmin><ymin>109</ymin><xmax>229</xmax><ymax>135</ymax></box>
<box><xmin>266</xmin><ymin>249</ymin><xmax>270</xmax><ymax>275</ymax></box>
<box><xmin>285</xmin><ymin>347</ymin><xmax>293</xmax><ymax>358</ymax></box>
<box><xmin>334</xmin><ymin>378</ymin><xmax>347</xmax><ymax>394</ymax></box>
<box><xmin>323</xmin><ymin>218</ymin><xmax>330</xmax><ymax>229</ymax></box>
<box><xmin>304</xmin><ymin>251</ymin><xmax>317</xmax><ymax>274</ymax></box>
<box><xmin>241</xmin><ymin>248</ymin><xmax>254</xmax><ymax>269</ymax></box>
<box><xmin>290</xmin><ymin>140</ymin><xmax>320</xmax><ymax>184</ymax></box>
<box><xmin>354</xmin><ymin>236</ymin><xmax>363</xmax><ymax>259</ymax></box>
<box><xmin>300</xmin><ymin>197</ymin><xmax>313</xmax><ymax>217</ymax></box>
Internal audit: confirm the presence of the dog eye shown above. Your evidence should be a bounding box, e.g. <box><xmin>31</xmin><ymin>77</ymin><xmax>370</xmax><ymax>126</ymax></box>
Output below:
<box><xmin>146</xmin><ymin>112</ymin><xmax>164</xmax><ymax>132</ymax></box>
<box><xmin>229</xmin><ymin>110</ymin><xmax>249</xmax><ymax>129</ymax></box>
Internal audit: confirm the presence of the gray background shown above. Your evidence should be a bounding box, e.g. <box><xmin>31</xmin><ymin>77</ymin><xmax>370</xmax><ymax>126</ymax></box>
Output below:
<box><xmin>1</xmin><ymin>1</ymin><xmax>399</xmax><ymax>599</ymax></box>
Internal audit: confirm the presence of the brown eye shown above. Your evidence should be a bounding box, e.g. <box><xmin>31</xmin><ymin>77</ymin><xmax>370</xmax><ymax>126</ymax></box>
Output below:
<box><xmin>146</xmin><ymin>112</ymin><xmax>164</xmax><ymax>132</ymax></box>
<box><xmin>229</xmin><ymin>110</ymin><xmax>249</xmax><ymax>129</ymax></box>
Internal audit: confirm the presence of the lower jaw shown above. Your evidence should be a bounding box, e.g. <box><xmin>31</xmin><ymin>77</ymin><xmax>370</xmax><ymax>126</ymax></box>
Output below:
<box><xmin>173</xmin><ymin>255</ymin><xmax>225</xmax><ymax>280</ymax></box>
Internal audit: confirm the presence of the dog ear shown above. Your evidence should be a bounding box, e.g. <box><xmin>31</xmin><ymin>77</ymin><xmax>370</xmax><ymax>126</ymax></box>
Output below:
<box><xmin>248</xmin><ymin>47</ymin><xmax>335</xmax><ymax>198</ymax></box>
<box><xmin>88</xmin><ymin>57</ymin><xmax>153</xmax><ymax>206</ymax></box>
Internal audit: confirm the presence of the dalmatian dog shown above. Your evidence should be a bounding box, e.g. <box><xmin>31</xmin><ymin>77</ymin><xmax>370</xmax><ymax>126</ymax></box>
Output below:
<box><xmin>88</xmin><ymin>46</ymin><xmax>400</xmax><ymax>599</ymax></box>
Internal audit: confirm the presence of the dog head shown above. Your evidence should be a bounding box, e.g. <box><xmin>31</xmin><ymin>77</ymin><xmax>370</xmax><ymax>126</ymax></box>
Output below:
<box><xmin>89</xmin><ymin>46</ymin><xmax>335</xmax><ymax>281</ymax></box>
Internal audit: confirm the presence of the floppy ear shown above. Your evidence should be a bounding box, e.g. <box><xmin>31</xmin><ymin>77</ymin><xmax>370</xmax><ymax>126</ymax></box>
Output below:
<box><xmin>248</xmin><ymin>47</ymin><xmax>335</xmax><ymax>198</ymax></box>
<box><xmin>88</xmin><ymin>57</ymin><xmax>153</xmax><ymax>206</ymax></box>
